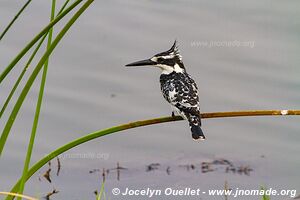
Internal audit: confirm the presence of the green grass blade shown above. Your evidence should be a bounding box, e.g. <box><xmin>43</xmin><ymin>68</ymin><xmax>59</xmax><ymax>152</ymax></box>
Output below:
<box><xmin>0</xmin><ymin>33</ymin><xmax>47</xmax><ymax>119</ymax></box>
<box><xmin>0</xmin><ymin>0</ymin><xmax>94</xmax><ymax>156</ymax></box>
<box><xmin>0</xmin><ymin>0</ymin><xmax>71</xmax><ymax>119</ymax></box>
<box><xmin>0</xmin><ymin>0</ymin><xmax>32</xmax><ymax>41</ymax></box>
<box><xmin>17</xmin><ymin>0</ymin><xmax>56</xmax><ymax>197</ymax></box>
<box><xmin>0</xmin><ymin>0</ymin><xmax>83</xmax><ymax>84</ymax></box>
<box><xmin>260</xmin><ymin>186</ymin><xmax>271</xmax><ymax>200</ymax></box>
<box><xmin>97</xmin><ymin>182</ymin><xmax>105</xmax><ymax>200</ymax></box>
<box><xmin>57</xmin><ymin>0</ymin><xmax>70</xmax><ymax>14</ymax></box>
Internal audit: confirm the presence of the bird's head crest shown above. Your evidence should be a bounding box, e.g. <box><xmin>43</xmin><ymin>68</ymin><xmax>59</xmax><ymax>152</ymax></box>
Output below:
<box><xmin>154</xmin><ymin>40</ymin><xmax>183</xmax><ymax>62</ymax></box>
<box><xmin>126</xmin><ymin>40</ymin><xmax>185</xmax><ymax>74</ymax></box>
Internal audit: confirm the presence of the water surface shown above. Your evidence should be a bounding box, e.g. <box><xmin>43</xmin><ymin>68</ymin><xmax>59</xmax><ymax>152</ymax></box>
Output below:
<box><xmin>0</xmin><ymin>0</ymin><xmax>299</xmax><ymax>199</ymax></box>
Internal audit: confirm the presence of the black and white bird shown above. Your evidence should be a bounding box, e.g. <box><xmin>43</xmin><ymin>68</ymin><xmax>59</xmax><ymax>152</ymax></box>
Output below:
<box><xmin>126</xmin><ymin>41</ymin><xmax>205</xmax><ymax>140</ymax></box>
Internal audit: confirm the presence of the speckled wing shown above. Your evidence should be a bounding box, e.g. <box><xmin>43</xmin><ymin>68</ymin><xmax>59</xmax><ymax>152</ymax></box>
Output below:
<box><xmin>161</xmin><ymin>72</ymin><xmax>201</xmax><ymax>117</ymax></box>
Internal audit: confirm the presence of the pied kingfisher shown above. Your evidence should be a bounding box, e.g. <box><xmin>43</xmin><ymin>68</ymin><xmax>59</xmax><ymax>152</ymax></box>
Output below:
<box><xmin>126</xmin><ymin>41</ymin><xmax>205</xmax><ymax>140</ymax></box>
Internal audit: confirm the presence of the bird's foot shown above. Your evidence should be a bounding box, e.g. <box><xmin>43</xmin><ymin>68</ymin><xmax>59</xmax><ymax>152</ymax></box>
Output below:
<box><xmin>171</xmin><ymin>111</ymin><xmax>175</xmax><ymax>117</ymax></box>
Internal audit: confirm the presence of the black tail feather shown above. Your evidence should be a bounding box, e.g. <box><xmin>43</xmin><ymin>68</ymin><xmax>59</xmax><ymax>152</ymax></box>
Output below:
<box><xmin>191</xmin><ymin>125</ymin><xmax>205</xmax><ymax>140</ymax></box>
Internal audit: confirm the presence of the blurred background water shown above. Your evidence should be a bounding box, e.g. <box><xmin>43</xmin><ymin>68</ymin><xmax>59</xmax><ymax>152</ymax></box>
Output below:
<box><xmin>0</xmin><ymin>0</ymin><xmax>299</xmax><ymax>199</ymax></box>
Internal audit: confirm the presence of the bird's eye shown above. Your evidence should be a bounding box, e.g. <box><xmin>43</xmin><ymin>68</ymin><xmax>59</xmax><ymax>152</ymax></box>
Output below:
<box><xmin>157</xmin><ymin>58</ymin><xmax>163</xmax><ymax>62</ymax></box>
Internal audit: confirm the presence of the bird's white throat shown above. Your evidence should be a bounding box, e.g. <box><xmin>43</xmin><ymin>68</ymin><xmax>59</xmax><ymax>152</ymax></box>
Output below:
<box><xmin>159</xmin><ymin>63</ymin><xmax>184</xmax><ymax>75</ymax></box>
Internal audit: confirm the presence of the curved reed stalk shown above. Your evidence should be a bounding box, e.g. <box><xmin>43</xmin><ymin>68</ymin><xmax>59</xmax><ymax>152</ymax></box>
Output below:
<box><xmin>0</xmin><ymin>192</ymin><xmax>37</xmax><ymax>200</ymax></box>
<box><xmin>200</xmin><ymin>110</ymin><xmax>300</xmax><ymax>118</ymax></box>
<box><xmin>6</xmin><ymin>109</ymin><xmax>300</xmax><ymax>200</ymax></box>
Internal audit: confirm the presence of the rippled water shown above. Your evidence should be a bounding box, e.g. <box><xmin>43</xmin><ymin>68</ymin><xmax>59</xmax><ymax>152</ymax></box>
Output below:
<box><xmin>1</xmin><ymin>0</ymin><xmax>300</xmax><ymax>199</ymax></box>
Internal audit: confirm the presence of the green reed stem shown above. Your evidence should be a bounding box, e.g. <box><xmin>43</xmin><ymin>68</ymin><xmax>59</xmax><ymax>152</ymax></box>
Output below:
<box><xmin>0</xmin><ymin>0</ymin><xmax>83</xmax><ymax>84</ymax></box>
<box><xmin>0</xmin><ymin>0</ymin><xmax>32</xmax><ymax>41</ymax></box>
<box><xmin>57</xmin><ymin>0</ymin><xmax>70</xmax><ymax>14</ymax></box>
<box><xmin>17</xmin><ymin>0</ymin><xmax>56</xmax><ymax>197</ymax></box>
<box><xmin>0</xmin><ymin>0</ymin><xmax>94</xmax><ymax>156</ymax></box>
<box><xmin>0</xmin><ymin>0</ymin><xmax>70</xmax><ymax>119</ymax></box>
<box><xmin>0</xmin><ymin>33</ymin><xmax>47</xmax><ymax>119</ymax></box>
<box><xmin>6</xmin><ymin>109</ymin><xmax>300</xmax><ymax>199</ymax></box>
<box><xmin>97</xmin><ymin>182</ymin><xmax>106</xmax><ymax>200</ymax></box>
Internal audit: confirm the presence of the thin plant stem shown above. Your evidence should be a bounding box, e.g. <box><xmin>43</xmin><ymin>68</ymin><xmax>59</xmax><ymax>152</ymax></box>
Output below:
<box><xmin>17</xmin><ymin>0</ymin><xmax>56</xmax><ymax>196</ymax></box>
<box><xmin>6</xmin><ymin>109</ymin><xmax>300</xmax><ymax>199</ymax></box>
<box><xmin>0</xmin><ymin>33</ymin><xmax>47</xmax><ymax>119</ymax></box>
<box><xmin>0</xmin><ymin>0</ymin><xmax>83</xmax><ymax>84</ymax></box>
<box><xmin>199</xmin><ymin>110</ymin><xmax>300</xmax><ymax>118</ymax></box>
<box><xmin>0</xmin><ymin>0</ymin><xmax>32</xmax><ymax>41</ymax></box>
<box><xmin>57</xmin><ymin>0</ymin><xmax>70</xmax><ymax>14</ymax></box>
<box><xmin>97</xmin><ymin>182</ymin><xmax>105</xmax><ymax>200</ymax></box>
<box><xmin>0</xmin><ymin>0</ymin><xmax>94</xmax><ymax>156</ymax></box>
<box><xmin>0</xmin><ymin>0</ymin><xmax>71</xmax><ymax>119</ymax></box>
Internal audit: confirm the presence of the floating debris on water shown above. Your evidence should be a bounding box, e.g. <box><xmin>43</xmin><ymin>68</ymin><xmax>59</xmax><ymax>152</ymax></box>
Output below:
<box><xmin>166</xmin><ymin>166</ymin><xmax>171</xmax><ymax>175</ymax></box>
<box><xmin>212</xmin><ymin>159</ymin><xmax>233</xmax><ymax>166</ymax></box>
<box><xmin>179</xmin><ymin>164</ymin><xmax>196</xmax><ymax>171</ymax></box>
<box><xmin>201</xmin><ymin>162</ymin><xmax>214</xmax><ymax>173</ymax></box>
<box><xmin>44</xmin><ymin>189</ymin><xmax>59</xmax><ymax>200</ymax></box>
<box><xmin>102</xmin><ymin>168</ymin><xmax>106</xmax><ymax>182</ymax></box>
<box><xmin>56</xmin><ymin>157</ymin><xmax>61</xmax><ymax>176</ymax></box>
<box><xmin>237</xmin><ymin>166</ymin><xmax>253</xmax><ymax>176</ymax></box>
<box><xmin>146</xmin><ymin>163</ymin><xmax>160</xmax><ymax>172</ymax></box>
<box><xmin>43</xmin><ymin>168</ymin><xmax>52</xmax><ymax>183</ymax></box>
<box><xmin>87</xmin><ymin>158</ymin><xmax>254</xmax><ymax>182</ymax></box>
<box><xmin>89</xmin><ymin>169</ymin><xmax>101</xmax><ymax>174</ymax></box>
<box><xmin>201</xmin><ymin>159</ymin><xmax>253</xmax><ymax>175</ymax></box>
<box><xmin>110</xmin><ymin>162</ymin><xmax>127</xmax><ymax>181</ymax></box>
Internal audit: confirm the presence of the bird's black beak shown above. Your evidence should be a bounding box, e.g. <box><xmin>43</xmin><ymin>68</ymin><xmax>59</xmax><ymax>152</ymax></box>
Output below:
<box><xmin>125</xmin><ymin>59</ymin><xmax>156</xmax><ymax>67</ymax></box>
